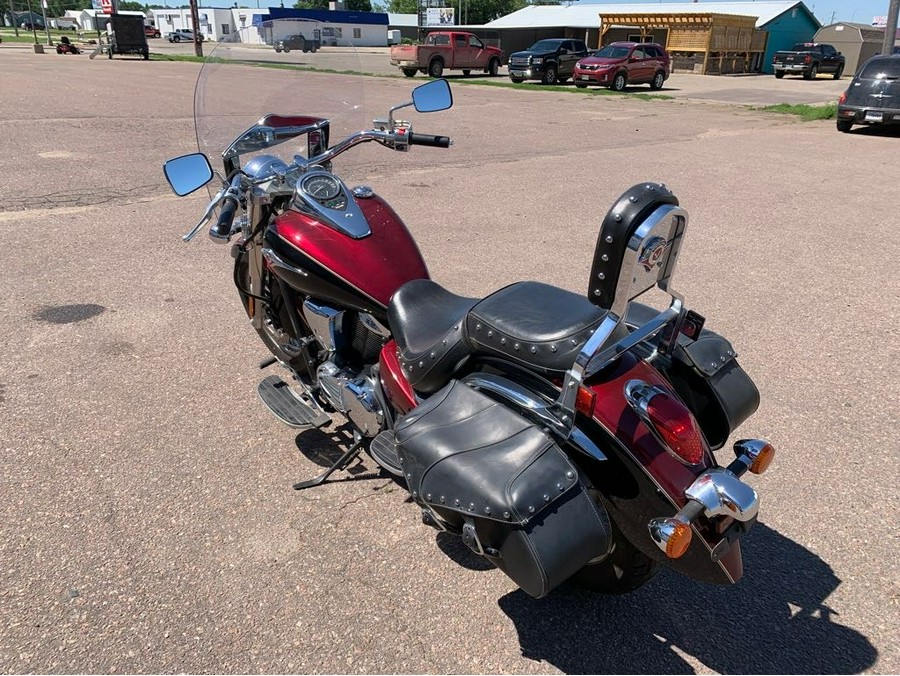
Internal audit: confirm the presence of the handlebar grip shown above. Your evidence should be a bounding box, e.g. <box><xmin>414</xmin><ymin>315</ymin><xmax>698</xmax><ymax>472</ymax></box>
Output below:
<box><xmin>209</xmin><ymin>195</ymin><xmax>238</xmax><ymax>241</ymax></box>
<box><xmin>408</xmin><ymin>133</ymin><xmax>452</xmax><ymax>148</ymax></box>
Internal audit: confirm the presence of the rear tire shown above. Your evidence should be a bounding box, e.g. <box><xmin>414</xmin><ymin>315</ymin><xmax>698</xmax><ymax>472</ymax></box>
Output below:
<box><xmin>650</xmin><ymin>71</ymin><xmax>665</xmax><ymax>90</ymax></box>
<box><xmin>462</xmin><ymin>69</ymin><xmax>471</xmax><ymax>76</ymax></box>
<box><xmin>837</xmin><ymin>119</ymin><xmax>853</xmax><ymax>133</ymax></box>
<box><xmin>402</xmin><ymin>67</ymin><xmax>417</xmax><ymax>77</ymax></box>
<box><xmin>575</xmin><ymin>82</ymin><xmax>588</xmax><ymax>89</ymax></box>
<box><xmin>774</xmin><ymin>70</ymin><xmax>785</xmax><ymax>79</ymax></box>
<box><xmin>510</xmin><ymin>77</ymin><xmax>524</xmax><ymax>83</ymax></box>
<box><xmin>488</xmin><ymin>58</ymin><xmax>499</xmax><ymax>77</ymax></box>
<box><xmin>803</xmin><ymin>63</ymin><xmax>818</xmax><ymax>80</ymax></box>
<box><xmin>571</xmin><ymin>513</ymin><xmax>661</xmax><ymax>594</ymax></box>
<box><xmin>428</xmin><ymin>58</ymin><xmax>444</xmax><ymax>78</ymax></box>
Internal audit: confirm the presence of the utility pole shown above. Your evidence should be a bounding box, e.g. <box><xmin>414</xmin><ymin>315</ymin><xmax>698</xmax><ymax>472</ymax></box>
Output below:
<box><xmin>883</xmin><ymin>0</ymin><xmax>900</xmax><ymax>55</ymax></box>
<box><xmin>189</xmin><ymin>0</ymin><xmax>202</xmax><ymax>57</ymax></box>
<box><xmin>8</xmin><ymin>0</ymin><xmax>19</xmax><ymax>36</ymax></box>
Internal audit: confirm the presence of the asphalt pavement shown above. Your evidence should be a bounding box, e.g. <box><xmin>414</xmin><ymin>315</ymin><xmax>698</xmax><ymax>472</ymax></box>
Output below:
<box><xmin>0</xmin><ymin>45</ymin><xmax>896</xmax><ymax>674</ymax></box>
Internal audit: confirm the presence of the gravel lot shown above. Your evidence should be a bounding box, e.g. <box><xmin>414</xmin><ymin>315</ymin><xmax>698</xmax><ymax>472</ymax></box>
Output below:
<box><xmin>0</xmin><ymin>46</ymin><xmax>897</xmax><ymax>674</ymax></box>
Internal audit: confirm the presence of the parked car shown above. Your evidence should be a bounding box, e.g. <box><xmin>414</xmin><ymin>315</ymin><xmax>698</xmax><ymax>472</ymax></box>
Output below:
<box><xmin>836</xmin><ymin>54</ymin><xmax>900</xmax><ymax>133</ymax></box>
<box><xmin>389</xmin><ymin>31</ymin><xmax>505</xmax><ymax>78</ymax></box>
<box><xmin>274</xmin><ymin>32</ymin><xmax>320</xmax><ymax>53</ymax></box>
<box><xmin>144</xmin><ymin>25</ymin><xmax>160</xmax><ymax>38</ymax></box>
<box><xmin>772</xmin><ymin>43</ymin><xmax>844</xmax><ymax>80</ymax></box>
<box><xmin>573</xmin><ymin>42</ymin><xmax>671</xmax><ymax>92</ymax></box>
<box><xmin>166</xmin><ymin>29</ymin><xmax>202</xmax><ymax>43</ymax></box>
<box><xmin>508</xmin><ymin>38</ymin><xmax>589</xmax><ymax>85</ymax></box>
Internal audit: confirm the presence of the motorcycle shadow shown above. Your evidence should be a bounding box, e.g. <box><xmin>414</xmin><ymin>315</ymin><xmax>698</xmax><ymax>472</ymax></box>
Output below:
<box><xmin>497</xmin><ymin>522</ymin><xmax>878</xmax><ymax>674</ymax></box>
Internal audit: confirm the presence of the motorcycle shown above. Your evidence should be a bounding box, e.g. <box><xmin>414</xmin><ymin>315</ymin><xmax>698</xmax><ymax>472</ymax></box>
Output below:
<box><xmin>163</xmin><ymin>20</ymin><xmax>774</xmax><ymax>599</ymax></box>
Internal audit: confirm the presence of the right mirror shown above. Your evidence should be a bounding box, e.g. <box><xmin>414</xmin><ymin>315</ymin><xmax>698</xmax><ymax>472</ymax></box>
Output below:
<box><xmin>412</xmin><ymin>79</ymin><xmax>453</xmax><ymax>113</ymax></box>
<box><xmin>164</xmin><ymin>153</ymin><xmax>214</xmax><ymax>196</ymax></box>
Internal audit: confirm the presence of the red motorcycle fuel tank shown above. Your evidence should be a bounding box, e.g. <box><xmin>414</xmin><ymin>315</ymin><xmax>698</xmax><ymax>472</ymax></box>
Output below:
<box><xmin>266</xmin><ymin>194</ymin><xmax>429</xmax><ymax>321</ymax></box>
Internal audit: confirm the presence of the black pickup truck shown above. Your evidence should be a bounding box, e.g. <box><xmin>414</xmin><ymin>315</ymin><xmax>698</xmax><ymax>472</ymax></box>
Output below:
<box><xmin>508</xmin><ymin>38</ymin><xmax>589</xmax><ymax>85</ymax></box>
<box><xmin>773</xmin><ymin>43</ymin><xmax>845</xmax><ymax>80</ymax></box>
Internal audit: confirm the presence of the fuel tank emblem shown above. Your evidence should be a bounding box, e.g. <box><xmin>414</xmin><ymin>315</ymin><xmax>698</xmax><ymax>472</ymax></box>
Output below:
<box><xmin>639</xmin><ymin>236</ymin><xmax>670</xmax><ymax>272</ymax></box>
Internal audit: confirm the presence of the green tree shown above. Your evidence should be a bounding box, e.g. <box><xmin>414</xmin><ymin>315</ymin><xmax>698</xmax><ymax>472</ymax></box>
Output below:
<box><xmin>346</xmin><ymin>0</ymin><xmax>372</xmax><ymax>10</ymax></box>
<box><xmin>293</xmin><ymin>0</ymin><xmax>328</xmax><ymax>8</ymax></box>
<box><xmin>117</xmin><ymin>1</ymin><xmax>146</xmax><ymax>10</ymax></box>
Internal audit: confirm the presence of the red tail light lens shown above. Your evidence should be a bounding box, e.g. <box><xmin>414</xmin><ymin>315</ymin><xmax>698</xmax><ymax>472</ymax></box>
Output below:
<box><xmin>804</xmin><ymin>55</ymin><xmax>812</xmax><ymax>64</ymax></box>
<box><xmin>575</xmin><ymin>385</ymin><xmax>596</xmax><ymax>417</ymax></box>
<box><xmin>645</xmin><ymin>391</ymin><xmax>705</xmax><ymax>465</ymax></box>
<box><xmin>839</xmin><ymin>91</ymin><xmax>847</xmax><ymax>104</ymax></box>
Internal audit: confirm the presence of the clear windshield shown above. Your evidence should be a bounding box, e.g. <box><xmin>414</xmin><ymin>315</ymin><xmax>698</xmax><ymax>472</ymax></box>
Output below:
<box><xmin>593</xmin><ymin>46</ymin><xmax>630</xmax><ymax>59</ymax></box>
<box><xmin>529</xmin><ymin>39</ymin><xmax>564</xmax><ymax>52</ymax></box>
<box><xmin>193</xmin><ymin>19</ymin><xmax>368</xmax><ymax>179</ymax></box>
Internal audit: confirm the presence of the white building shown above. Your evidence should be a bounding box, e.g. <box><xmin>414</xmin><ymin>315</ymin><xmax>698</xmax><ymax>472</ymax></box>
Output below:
<box><xmin>76</xmin><ymin>8</ymin><xmax>147</xmax><ymax>32</ymax></box>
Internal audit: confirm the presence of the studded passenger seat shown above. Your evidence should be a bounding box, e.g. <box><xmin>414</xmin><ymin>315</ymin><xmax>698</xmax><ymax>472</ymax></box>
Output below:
<box><xmin>388</xmin><ymin>279</ymin><xmax>609</xmax><ymax>394</ymax></box>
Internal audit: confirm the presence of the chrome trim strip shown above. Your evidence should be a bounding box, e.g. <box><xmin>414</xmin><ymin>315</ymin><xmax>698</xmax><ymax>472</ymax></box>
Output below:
<box><xmin>262</xmin><ymin>246</ymin><xmax>308</xmax><ymax>277</ymax></box>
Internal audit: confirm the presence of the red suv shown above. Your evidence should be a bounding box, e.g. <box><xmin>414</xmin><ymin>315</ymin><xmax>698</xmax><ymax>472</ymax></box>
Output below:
<box><xmin>573</xmin><ymin>42</ymin><xmax>671</xmax><ymax>92</ymax></box>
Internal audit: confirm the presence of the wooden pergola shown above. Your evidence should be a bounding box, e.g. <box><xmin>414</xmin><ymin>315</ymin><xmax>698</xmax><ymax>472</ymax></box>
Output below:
<box><xmin>598</xmin><ymin>12</ymin><xmax>768</xmax><ymax>75</ymax></box>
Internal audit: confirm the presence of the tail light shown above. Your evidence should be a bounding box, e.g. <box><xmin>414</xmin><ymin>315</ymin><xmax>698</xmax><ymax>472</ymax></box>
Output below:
<box><xmin>839</xmin><ymin>90</ymin><xmax>847</xmax><ymax>104</ymax></box>
<box><xmin>575</xmin><ymin>385</ymin><xmax>596</xmax><ymax>417</ymax></box>
<box><xmin>624</xmin><ymin>380</ymin><xmax>706</xmax><ymax>465</ymax></box>
<box><xmin>804</xmin><ymin>54</ymin><xmax>812</xmax><ymax>64</ymax></box>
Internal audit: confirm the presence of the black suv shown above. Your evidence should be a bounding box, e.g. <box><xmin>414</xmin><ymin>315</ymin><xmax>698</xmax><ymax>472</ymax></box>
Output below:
<box><xmin>508</xmin><ymin>38</ymin><xmax>589</xmax><ymax>85</ymax></box>
<box><xmin>274</xmin><ymin>32</ymin><xmax>320</xmax><ymax>54</ymax></box>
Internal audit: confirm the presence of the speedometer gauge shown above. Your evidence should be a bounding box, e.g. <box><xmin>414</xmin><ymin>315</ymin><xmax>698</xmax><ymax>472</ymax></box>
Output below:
<box><xmin>301</xmin><ymin>174</ymin><xmax>342</xmax><ymax>201</ymax></box>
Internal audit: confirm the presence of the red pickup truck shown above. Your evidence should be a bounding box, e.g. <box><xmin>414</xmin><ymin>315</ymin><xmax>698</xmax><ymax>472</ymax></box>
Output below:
<box><xmin>390</xmin><ymin>31</ymin><xmax>505</xmax><ymax>78</ymax></box>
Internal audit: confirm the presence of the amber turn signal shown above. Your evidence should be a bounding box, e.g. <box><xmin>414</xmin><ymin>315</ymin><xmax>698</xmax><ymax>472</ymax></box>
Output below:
<box><xmin>648</xmin><ymin>517</ymin><xmax>693</xmax><ymax>559</ymax></box>
<box><xmin>749</xmin><ymin>442</ymin><xmax>775</xmax><ymax>475</ymax></box>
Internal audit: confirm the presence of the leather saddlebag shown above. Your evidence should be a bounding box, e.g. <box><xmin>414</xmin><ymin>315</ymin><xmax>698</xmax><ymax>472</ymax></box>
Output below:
<box><xmin>666</xmin><ymin>334</ymin><xmax>760</xmax><ymax>450</ymax></box>
<box><xmin>394</xmin><ymin>380</ymin><xmax>611</xmax><ymax>598</ymax></box>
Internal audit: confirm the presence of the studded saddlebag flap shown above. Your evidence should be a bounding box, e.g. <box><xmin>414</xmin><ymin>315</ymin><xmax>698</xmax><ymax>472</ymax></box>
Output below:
<box><xmin>394</xmin><ymin>380</ymin><xmax>611</xmax><ymax>598</ymax></box>
<box><xmin>666</xmin><ymin>334</ymin><xmax>760</xmax><ymax>450</ymax></box>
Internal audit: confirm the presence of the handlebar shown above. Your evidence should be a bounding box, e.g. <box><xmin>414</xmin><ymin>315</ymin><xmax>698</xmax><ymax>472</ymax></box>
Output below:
<box><xmin>209</xmin><ymin>174</ymin><xmax>243</xmax><ymax>242</ymax></box>
<box><xmin>407</xmin><ymin>133</ymin><xmax>452</xmax><ymax>148</ymax></box>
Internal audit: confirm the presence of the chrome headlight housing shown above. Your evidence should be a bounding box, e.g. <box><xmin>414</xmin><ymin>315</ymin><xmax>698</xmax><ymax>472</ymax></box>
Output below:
<box><xmin>533</xmin><ymin>57</ymin><xmax>543</xmax><ymax>65</ymax></box>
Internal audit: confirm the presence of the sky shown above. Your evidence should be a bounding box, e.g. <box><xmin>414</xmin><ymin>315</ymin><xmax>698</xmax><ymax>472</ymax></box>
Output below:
<box><xmin>186</xmin><ymin>0</ymin><xmax>894</xmax><ymax>26</ymax></box>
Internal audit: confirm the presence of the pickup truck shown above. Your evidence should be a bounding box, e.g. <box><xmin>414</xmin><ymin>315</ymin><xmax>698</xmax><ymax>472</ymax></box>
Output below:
<box><xmin>390</xmin><ymin>31</ymin><xmax>504</xmax><ymax>78</ymax></box>
<box><xmin>773</xmin><ymin>43</ymin><xmax>845</xmax><ymax>80</ymax></box>
<box><xmin>508</xmin><ymin>38</ymin><xmax>589</xmax><ymax>85</ymax></box>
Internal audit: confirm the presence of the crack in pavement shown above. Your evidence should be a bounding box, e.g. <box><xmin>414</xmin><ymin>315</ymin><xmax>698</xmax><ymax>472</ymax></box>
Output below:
<box><xmin>1</xmin><ymin>184</ymin><xmax>171</xmax><ymax>213</ymax></box>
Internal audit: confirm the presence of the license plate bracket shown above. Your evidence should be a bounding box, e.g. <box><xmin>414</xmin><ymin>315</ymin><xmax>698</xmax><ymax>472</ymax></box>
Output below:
<box><xmin>865</xmin><ymin>111</ymin><xmax>884</xmax><ymax>122</ymax></box>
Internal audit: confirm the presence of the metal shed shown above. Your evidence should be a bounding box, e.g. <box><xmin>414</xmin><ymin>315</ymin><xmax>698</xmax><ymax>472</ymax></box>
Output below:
<box><xmin>599</xmin><ymin>12</ymin><xmax>766</xmax><ymax>75</ymax></box>
<box><xmin>813</xmin><ymin>22</ymin><xmax>897</xmax><ymax>76</ymax></box>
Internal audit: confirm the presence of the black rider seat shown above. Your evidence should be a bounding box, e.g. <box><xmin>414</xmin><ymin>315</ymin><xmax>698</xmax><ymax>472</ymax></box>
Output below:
<box><xmin>388</xmin><ymin>279</ymin><xmax>608</xmax><ymax>394</ymax></box>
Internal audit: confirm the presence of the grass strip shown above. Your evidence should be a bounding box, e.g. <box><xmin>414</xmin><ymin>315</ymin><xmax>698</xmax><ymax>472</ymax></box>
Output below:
<box><xmin>760</xmin><ymin>102</ymin><xmax>837</xmax><ymax>120</ymax></box>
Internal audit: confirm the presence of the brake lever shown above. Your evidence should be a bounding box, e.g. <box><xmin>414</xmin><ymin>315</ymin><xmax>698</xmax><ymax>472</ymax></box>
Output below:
<box><xmin>182</xmin><ymin>189</ymin><xmax>225</xmax><ymax>242</ymax></box>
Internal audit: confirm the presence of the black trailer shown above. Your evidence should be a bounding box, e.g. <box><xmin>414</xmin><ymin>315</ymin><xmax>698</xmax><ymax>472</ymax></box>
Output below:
<box><xmin>107</xmin><ymin>14</ymin><xmax>149</xmax><ymax>60</ymax></box>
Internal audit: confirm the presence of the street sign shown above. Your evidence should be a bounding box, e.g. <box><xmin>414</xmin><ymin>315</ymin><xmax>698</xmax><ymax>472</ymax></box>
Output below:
<box><xmin>100</xmin><ymin>0</ymin><xmax>115</xmax><ymax>15</ymax></box>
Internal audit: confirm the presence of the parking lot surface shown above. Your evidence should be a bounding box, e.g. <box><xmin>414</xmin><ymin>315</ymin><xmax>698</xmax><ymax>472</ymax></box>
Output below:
<box><xmin>0</xmin><ymin>47</ymin><xmax>897</xmax><ymax>674</ymax></box>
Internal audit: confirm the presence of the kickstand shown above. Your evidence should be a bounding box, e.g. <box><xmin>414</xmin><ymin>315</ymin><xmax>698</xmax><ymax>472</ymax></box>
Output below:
<box><xmin>293</xmin><ymin>431</ymin><xmax>366</xmax><ymax>490</ymax></box>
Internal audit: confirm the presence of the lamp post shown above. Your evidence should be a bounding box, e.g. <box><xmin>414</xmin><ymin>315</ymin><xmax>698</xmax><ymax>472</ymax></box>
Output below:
<box><xmin>40</xmin><ymin>0</ymin><xmax>52</xmax><ymax>45</ymax></box>
<box><xmin>882</xmin><ymin>0</ymin><xmax>900</xmax><ymax>56</ymax></box>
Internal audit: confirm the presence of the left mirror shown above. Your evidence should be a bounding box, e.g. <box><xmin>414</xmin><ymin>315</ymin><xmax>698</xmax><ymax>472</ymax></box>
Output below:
<box><xmin>412</xmin><ymin>78</ymin><xmax>453</xmax><ymax>113</ymax></box>
<box><xmin>164</xmin><ymin>153</ymin><xmax>214</xmax><ymax>196</ymax></box>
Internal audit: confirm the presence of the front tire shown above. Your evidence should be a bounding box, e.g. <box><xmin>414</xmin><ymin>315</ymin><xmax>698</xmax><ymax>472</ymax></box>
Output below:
<box><xmin>541</xmin><ymin>65</ymin><xmax>558</xmax><ymax>85</ymax></box>
<box><xmin>834</xmin><ymin>64</ymin><xmax>844</xmax><ymax>80</ymax></box>
<box><xmin>274</xmin><ymin>46</ymin><xmax>282</xmax><ymax>52</ymax></box>
<box><xmin>510</xmin><ymin>77</ymin><xmax>524</xmax><ymax>83</ymax></box>
<box><xmin>575</xmin><ymin>82</ymin><xmax>587</xmax><ymax>88</ymax></box>
<box><xmin>610</xmin><ymin>71</ymin><xmax>627</xmax><ymax>92</ymax></box>
<box><xmin>428</xmin><ymin>58</ymin><xmax>444</xmax><ymax>78</ymax></box>
<box><xmin>462</xmin><ymin>69</ymin><xmax>471</xmax><ymax>76</ymax></box>
<box><xmin>571</xmin><ymin>514</ymin><xmax>661</xmax><ymax>594</ymax></box>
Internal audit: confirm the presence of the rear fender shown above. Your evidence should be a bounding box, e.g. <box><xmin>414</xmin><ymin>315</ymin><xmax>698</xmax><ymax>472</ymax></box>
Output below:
<box><xmin>580</xmin><ymin>353</ymin><xmax>743</xmax><ymax>585</ymax></box>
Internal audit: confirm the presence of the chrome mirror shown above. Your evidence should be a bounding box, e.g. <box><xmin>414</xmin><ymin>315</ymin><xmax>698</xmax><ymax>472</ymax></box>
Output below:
<box><xmin>163</xmin><ymin>153</ymin><xmax>214</xmax><ymax>196</ymax></box>
<box><xmin>412</xmin><ymin>79</ymin><xmax>453</xmax><ymax>113</ymax></box>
